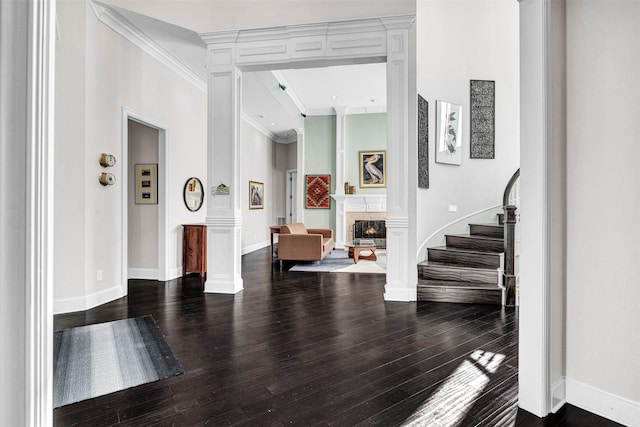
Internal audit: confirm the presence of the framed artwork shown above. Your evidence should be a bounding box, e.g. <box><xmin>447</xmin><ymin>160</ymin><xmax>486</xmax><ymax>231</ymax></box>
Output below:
<box><xmin>359</xmin><ymin>150</ymin><xmax>386</xmax><ymax>188</ymax></box>
<box><xmin>470</xmin><ymin>80</ymin><xmax>495</xmax><ymax>159</ymax></box>
<box><xmin>135</xmin><ymin>164</ymin><xmax>157</xmax><ymax>204</ymax></box>
<box><xmin>305</xmin><ymin>175</ymin><xmax>331</xmax><ymax>209</ymax></box>
<box><xmin>436</xmin><ymin>100</ymin><xmax>462</xmax><ymax>165</ymax></box>
<box><xmin>249</xmin><ymin>181</ymin><xmax>264</xmax><ymax>209</ymax></box>
<box><xmin>418</xmin><ymin>95</ymin><xmax>429</xmax><ymax>189</ymax></box>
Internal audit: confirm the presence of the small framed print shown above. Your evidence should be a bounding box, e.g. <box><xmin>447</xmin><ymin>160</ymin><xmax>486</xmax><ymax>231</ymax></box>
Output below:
<box><xmin>135</xmin><ymin>164</ymin><xmax>157</xmax><ymax>204</ymax></box>
<box><xmin>436</xmin><ymin>100</ymin><xmax>462</xmax><ymax>165</ymax></box>
<box><xmin>359</xmin><ymin>150</ymin><xmax>386</xmax><ymax>188</ymax></box>
<box><xmin>249</xmin><ymin>180</ymin><xmax>264</xmax><ymax>209</ymax></box>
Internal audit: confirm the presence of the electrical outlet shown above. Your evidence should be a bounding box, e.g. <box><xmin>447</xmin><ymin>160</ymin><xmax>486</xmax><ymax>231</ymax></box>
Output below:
<box><xmin>96</xmin><ymin>270</ymin><xmax>103</xmax><ymax>281</ymax></box>
<box><xmin>448</xmin><ymin>204</ymin><xmax>458</xmax><ymax>212</ymax></box>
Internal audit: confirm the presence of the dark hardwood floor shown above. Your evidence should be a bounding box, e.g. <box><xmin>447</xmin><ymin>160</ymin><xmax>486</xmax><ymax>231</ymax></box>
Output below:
<box><xmin>54</xmin><ymin>247</ymin><xmax>621</xmax><ymax>426</ymax></box>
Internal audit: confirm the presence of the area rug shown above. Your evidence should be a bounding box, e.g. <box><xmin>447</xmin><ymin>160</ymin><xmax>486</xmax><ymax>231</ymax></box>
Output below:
<box><xmin>53</xmin><ymin>316</ymin><xmax>183</xmax><ymax>408</ymax></box>
<box><xmin>289</xmin><ymin>249</ymin><xmax>386</xmax><ymax>274</ymax></box>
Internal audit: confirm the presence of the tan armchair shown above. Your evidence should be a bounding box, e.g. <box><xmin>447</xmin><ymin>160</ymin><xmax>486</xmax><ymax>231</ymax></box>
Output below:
<box><xmin>277</xmin><ymin>223</ymin><xmax>334</xmax><ymax>264</ymax></box>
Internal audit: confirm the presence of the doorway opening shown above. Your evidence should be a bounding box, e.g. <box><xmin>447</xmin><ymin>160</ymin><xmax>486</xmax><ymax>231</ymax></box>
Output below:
<box><xmin>121</xmin><ymin>108</ymin><xmax>169</xmax><ymax>290</ymax></box>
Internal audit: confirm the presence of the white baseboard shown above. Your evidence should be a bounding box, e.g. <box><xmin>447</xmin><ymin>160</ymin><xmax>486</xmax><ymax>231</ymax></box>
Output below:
<box><xmin>168</xmin><ymin>266</ymin><xmax>182</xmax><ymax>280</ymax></box>
<box><xmin>566</xmin><ymin>377</ymin><xmax>640</xmax><ymax>426</ymax></box>
<box><xmin>54</xmin><ymin>285</ymin><xmax>125</xmax><ymax>314</ymax></box>
<box><xmin>204</xmin><ymin>278</ymin><xmax>243</xmax><ymax>294</ymax></box>
<box><xmin>242</xmin><ymin>240</ymin><xmax>270</xmax><ymax>255</ymax></box>
<box><xmin>128</xmin><ymin>268</ymin><xmax>158</xmax><ymax>280</ymax></box>
<box><xmin>551</xmin><ymin>377</ymin><xmax>566</xmax><ymax>413</ymax></box>
<box><xmin>384</xmin><ymin>285</ymin><xmax>416</xmax><ymax>302</ymax></box>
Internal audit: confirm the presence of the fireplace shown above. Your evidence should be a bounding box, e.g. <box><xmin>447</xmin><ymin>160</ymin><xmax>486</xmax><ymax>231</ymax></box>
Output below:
<box><xmin>353</xmin><ymin>220</ymin><xmax>386</xmax><ymax>247</ymax></box>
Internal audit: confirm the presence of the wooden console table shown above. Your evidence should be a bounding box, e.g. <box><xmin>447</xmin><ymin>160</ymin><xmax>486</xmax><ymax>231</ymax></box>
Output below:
<box><xmin>269</xmin><ymin>225</ymin><xmax>281</xmax><ymax>260</ymax></box>
<box><xmin>182</xmin><ymin>224</ymin><xmax>206</xmax><ymax>277</ymax></box>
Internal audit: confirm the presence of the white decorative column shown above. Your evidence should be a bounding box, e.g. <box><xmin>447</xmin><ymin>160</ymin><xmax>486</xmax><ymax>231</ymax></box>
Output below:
<box><xmin>333</xmin><ymin>106</ymin><xmax>348</xmax><ymax>247</ymax></box>
<box><xmin>296</xmin><ymin>128</ymin><xmax>305</xmax><ymax>225</ymax></box>
<box><xmin>200</xmin><ymin>32</ymin><xmax>243</xmax><ymax>294</ymax></box>
<box><xmin>334</xmin><ymin>106</ymin><xmax>348</xmax><ymax>195</ymax></box>
<box><xmin>382</xmin><ymin>17</ymin><xmax>417</xmax><ymax>302</ymax></box>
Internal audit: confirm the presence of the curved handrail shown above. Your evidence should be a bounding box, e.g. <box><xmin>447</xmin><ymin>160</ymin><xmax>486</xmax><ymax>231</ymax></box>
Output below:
<box><xmin>502</xmin><ymin>168</ymin><xmax>519</xmax><ymax>306</ymax></box>
<box><xmin>503</xmin><ymin>168</ymin><xmax>520</xmax><ymax>208</ymax></box>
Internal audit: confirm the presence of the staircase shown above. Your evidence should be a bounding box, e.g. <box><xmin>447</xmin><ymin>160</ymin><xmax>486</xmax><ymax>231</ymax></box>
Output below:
<box><xmin>417</xmin><ymin>219</ymin><xmax>505</xmax><ymax>305</ymax></box>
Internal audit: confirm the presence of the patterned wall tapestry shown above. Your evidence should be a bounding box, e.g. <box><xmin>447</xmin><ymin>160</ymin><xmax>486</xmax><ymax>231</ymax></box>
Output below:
<box><xmin>305</xmin><ymin>175</ymin><xmax>331</xmax><ymax>209</ymax></box>
<box><xmin>418</xmin><ymin>94</ymin><xmax>429</xmax><ymax>189</ymax></box>
<box><xmin>470</xmin><ymin>80</ymin><xmax>496</xmax><ymax>159</ymax></box>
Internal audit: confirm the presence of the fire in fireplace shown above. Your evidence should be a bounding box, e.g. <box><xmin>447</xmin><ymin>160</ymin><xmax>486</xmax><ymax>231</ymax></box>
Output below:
<box><xmin>353</xmin><ymin>220</ymin><xmax>386</xmax><ymax>241</ymax></box>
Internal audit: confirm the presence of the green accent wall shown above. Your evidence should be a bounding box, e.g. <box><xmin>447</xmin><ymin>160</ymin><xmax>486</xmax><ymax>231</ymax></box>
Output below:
<box><xmin>304</xmin><ymin>116</ymin><xmax>336</xmax><ymax>230</ymax></box>
<box><xmin>345</xmin><ymin>113</ymin><xmax>387</xmax><ymax>194</ymax></box>
<box><xmin>303</xmin><ymin>113</ymin><xmax>387</xmax><ymax>231</ymax></box>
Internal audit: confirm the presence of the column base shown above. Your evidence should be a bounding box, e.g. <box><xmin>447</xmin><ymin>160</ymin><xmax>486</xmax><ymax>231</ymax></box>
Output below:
<box><xmin>204</xmin><ymin>278</ymin><xmax>243</xmax><ymax>294</ymax></box>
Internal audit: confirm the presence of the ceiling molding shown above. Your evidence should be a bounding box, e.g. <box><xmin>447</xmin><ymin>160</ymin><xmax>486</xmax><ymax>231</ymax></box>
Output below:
<box><xmin>200</xmin><ymin>15</ymin><xmax>415</xmax><ymax>44</ymax></box>
<box><xmin>304</xmin><ymin>106</ymin><xmax>387</xmax><ymax>117</ymax></box>
<box><xmin>242</xmin><ymin>112</ymin><xmax>276</xmax><ymax>140</ymax></box>
<box><xmin>241</xmin><ymin>113</ymin><xmax>296</xmax><ymax>144</ymax></box>
<box><xmin>88</xmin><ymin>0</ymin><xmax>206</xmax><ymax>93</ymax></box>
<box><xmin>270</xmin><ymin>70</ymin><xmax>307</xmax><ymax>115</ymax></box>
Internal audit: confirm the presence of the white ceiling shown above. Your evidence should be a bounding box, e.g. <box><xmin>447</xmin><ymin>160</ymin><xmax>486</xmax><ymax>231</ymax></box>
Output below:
<box><xmin>107</xmin><ymin>1</ymin><xmax>386</xmax><ymax>142</ymax></box>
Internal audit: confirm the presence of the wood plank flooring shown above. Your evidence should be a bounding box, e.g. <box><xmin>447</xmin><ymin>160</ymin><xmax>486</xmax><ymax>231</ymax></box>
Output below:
<box><xmin>53</xmin><ymin>247</ymin><xmax>621</xmax><ymax>426</ymax></box>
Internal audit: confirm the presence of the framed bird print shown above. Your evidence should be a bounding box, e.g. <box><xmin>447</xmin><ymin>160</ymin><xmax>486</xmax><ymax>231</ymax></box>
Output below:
<box><xmin>359</xmin><ymin>150</ymin><xmax>386</xmax><ymax>188</ymax></box>
<box><xmin>436</xmin><ymin>100</ymin><xmax>462</xmax><ymax>165</ymax></box>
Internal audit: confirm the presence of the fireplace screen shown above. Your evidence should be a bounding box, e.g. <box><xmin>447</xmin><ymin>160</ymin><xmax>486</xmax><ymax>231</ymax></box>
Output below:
<box><xmin>353</xmin><ymin>220</ymin><xmax>386</xmax><ymax>240</ymax></box>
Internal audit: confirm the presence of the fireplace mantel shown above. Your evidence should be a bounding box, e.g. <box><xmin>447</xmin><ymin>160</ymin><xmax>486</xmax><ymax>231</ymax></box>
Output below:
<box><xmin>331</xmin><ymin>194</ymin><xmax>386</xmax><ymax>248</ymax></box>
<box><xmin>330</xmin><ymin>194</ymin><xmax>386</xmax><ymax>213</ymax></box>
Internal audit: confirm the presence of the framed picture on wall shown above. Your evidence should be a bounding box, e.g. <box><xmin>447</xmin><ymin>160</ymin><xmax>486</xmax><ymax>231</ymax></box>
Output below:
<box><xmin>359</xmin><ymin>150</ymin><xmax>386</xmax><ymax>188</ymax></box>
<box><xmin>135</xmin><ymin>163</ymin><xmax>158</xmax><ymax>204</ymax></box>
<box><xmin>436</xmin><ymin>100</ymin><xmax>462</xmax><ymax>165</ymax></box>
<box><xmin>249</xmin><ymin>181</ymin><xmax>264</xmax><ymax>209</ymax></box>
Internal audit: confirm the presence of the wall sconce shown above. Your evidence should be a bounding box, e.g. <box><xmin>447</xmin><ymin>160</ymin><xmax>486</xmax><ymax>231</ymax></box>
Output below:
<box><xmin>99</xmin><ymin>153</ymin><xmax>116</xmax><ymax>167</ymax></box>
<box><xmin>99</xmin><ymin>172</ymin><xmax>116</xmax><ymax>186</ymax></box>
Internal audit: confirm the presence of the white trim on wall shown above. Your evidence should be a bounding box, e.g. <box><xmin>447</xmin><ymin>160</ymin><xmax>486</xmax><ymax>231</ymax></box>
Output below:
<box><xmin>242</xmin><ymin>240</ymin><xmax>271</xmax><ymax>255</ymax></box>
<box><xmin>53</xmin><ymin>285</ymin><xmax>126</xmax><ymax>315</ymax></box>
<box><xmin>127</xmin><ymin>268</ymin><xmax>159</xmax><ymax>280</ymax></box>
<box><xmin>88</xmin><ymin>0</ymin><xmax>206</xmax><ymax>93</ymax></box>
<box><xmin>566</xmin><ymin>378</ymin><xmax>640</xmax><ymax>427</ymax></box>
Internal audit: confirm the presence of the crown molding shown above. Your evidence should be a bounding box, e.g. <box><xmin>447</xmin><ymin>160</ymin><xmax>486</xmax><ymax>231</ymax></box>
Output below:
<box><xmin>199</xmin><ymin>15</ymin><xmax>415</xmax><ymax>45</ymax></box>
<box><xmin>241</xmin><ymin>113</ymin><xmax>297</xmax><ymax>144</ymax></box>
<box><xmin>88</xmin><ymin>0</ymin><xmax>206</xmax><ymax>93</ymax></box>
<box><xmin>242</xmin><ymin>112</ymin><xmax>276</xmax><ymax>140</ymax></box>
<box><xmin>270</xmin><ymin>70</ymin><xmax>307</xmax><ymax>115</ymax></box>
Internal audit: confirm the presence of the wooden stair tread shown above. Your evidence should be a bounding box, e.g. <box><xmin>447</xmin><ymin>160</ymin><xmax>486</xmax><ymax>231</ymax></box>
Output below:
<box><xmin>417</xmin><ymin>260</ymin><xmax>500</xmax><ymax>273</ymax></box>
<box><xmin>468</xmin><ymin>223</ymin><xmax>503</xmax><ymax>227</ymax></box>
<box><xmin>418</xmin><ymin>279</ymin><xmax>501</xmax><ymax>290</ymax></box>
<box><xmin>428</xmin><ymin>246</ymin><xmax>504</xmax><ymax>255</ymax></box>
<box><xmin>445</xmin><ymin>234</ymin><xmax>503</xmax><ymax>242</ymax></box>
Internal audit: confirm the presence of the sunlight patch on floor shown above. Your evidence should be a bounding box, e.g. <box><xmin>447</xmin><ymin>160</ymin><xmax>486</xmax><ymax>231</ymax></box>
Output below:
<box><xmin>401</xmin><ymin>350</ymin><xmax>506</xmax><ymax>427</ymax></box>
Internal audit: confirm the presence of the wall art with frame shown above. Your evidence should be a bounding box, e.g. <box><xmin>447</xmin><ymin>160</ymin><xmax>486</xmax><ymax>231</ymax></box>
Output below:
<box><xmin>418</xmin><ymin>94</ymin><xmax>429</xmax><ymax>188</ymax></box>
<box><xmin>470</xmin><ymin>79</ymin><xmax>496</xmax><ymax>159</ymax></box>
<box><xmin>305</xmin><ymin>175</ymin><xmax>331</xmax><ymax>209</ymax></box>
<box><xmin>359</xmin><ymin>150</ymin><xmax>386</xmax><ymax>188</ymax></box>
<box><xmin>135</xmin><ymin>163</ymin><xmax>158</xmax><ymax>204</ymax></box>
<box><xmin>436</xmin><ymin>100</ymin><xmax>462</xmax><ymax>165</ymax></box>
<box><xmin>249</xmin><ymin>180</ymin><xmax>264</xmax><ymax>209</ymax></box>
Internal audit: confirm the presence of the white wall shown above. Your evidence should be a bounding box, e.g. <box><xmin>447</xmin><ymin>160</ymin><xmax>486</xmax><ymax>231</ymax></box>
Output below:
<box><xmin>416</xmin><ymin>0</ymin><xmax>520</xmax><ymax>257</ymax></box>
<box><xmin>565</xmin><ymin>1</ymin><xmax>640</xmax><ymax>422</ymax></box>
<box><xmin>54</xmin><ymin>0</ymin><xmax>207</xmax><ymax>313</ymax></box>
<box><xmin>241</xmin><ymin>120</ymin><xmax>275</xmax><ymax>253</ymax></box>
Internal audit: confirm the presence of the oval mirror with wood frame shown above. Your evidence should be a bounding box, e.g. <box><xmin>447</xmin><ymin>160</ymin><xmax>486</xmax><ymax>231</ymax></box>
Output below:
<box><xmin>183</xmin><ymin>177</ymin><xmax>204</xmax><ymax>212</ymax></box>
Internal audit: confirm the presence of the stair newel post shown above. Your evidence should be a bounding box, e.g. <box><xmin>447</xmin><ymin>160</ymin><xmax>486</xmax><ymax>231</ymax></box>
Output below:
<box><xmin>503</xmin><ymin>204</ymin><xmax>517</xmax><ymax>306</ymax></box>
